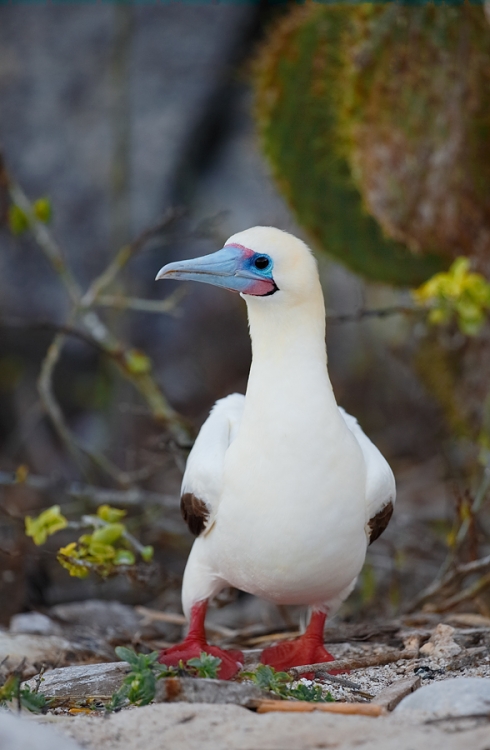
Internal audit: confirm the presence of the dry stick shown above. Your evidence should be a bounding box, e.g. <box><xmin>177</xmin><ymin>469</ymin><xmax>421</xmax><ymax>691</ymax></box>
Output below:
<box><xmin>253</xmin><ymin>699</ymin><xmax>386</xmax><ymax>717</ymax></box>
<box><xmin>80</xmin><ymin>207</ymin><xmax>183</xmax><ymax>308</ymax></box>
<box><xmin>5</xmin><ymin>166</ymin><xmax>192</xmax><ymax>462</ymax></box>
<box><xmin>407</xmin><ymin>551</ymin><xmax>490</xmax><ymax>614</ymax></box>
<box><xmin>289</xmin><ymin>649</ymin><xmax>419</xmax><ymax>679</ymax></box>
<box><xmin>431</xmin><ymin>570</ymin><xmax>490</xmax><ymax>613</ymax></box>
<box><xmin>0</xmin><ymin>469</ymin><xmax>177</xmax><ymax>509</ymax></box>
<box><xmin>408</xmin><ymin>463</ymin><xmax>490</xmax><ymax>613</ymax></box>
<box><xmin>326</xmin><ymin>305</ymin><xmax>421</xmax><ymax>324</ymax></box>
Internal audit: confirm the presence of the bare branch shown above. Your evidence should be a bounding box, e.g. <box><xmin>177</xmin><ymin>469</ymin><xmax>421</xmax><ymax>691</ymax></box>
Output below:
<box><xmin>5</xmin><ymin>175</ymin><xmax>81</xmax><ymax>306</ymax></box>
<box><xmin>326</xmin><ymin>305</ymin><xmax>420</xmax><ymax>323</ymax></box>
<box><xmin>94</xmin><ymin>287</ymin><xmax>186</xmax><ymax>315</ymax></box>
<box><xmin>0</xmin><ymin>469</ymin><xmax>178</xmax><ymax>509</ymax></box>
<box><xmin>81</xmin><ymin>207</ymin><xmax>183</xmax><ymax>307</ymax></box>
<box><xmin>289</xmin><ymin>648</ymin><xmax>419</xmax><ymax>678</ymax></box>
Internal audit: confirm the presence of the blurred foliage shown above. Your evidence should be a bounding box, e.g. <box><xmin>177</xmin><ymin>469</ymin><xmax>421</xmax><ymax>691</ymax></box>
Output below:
<box><xmin>414</xmin><ymin>258</ymin><xmax>490</xmax><ymax>336</ymax></box>
<box><xmin>8</xmin><ymin>197</ymin><xmax>51</xmax><ymax>234</ymax></box>
<box><xmin>25</xmin><ymin>503</ymin><xmax>154</xmax><ymax>579</ymax></box>
<box><xmin>243</xmin><ymin>664</ymin><xmax>333</xmax><ymax>702</ymax></box>
<box><xmin>0</xmin><ymin>673</ymin><xmax>48</xmax><ymax>713</ymax></box>
<box><xmin>25</xmin><ymin>504</ymin><xmax>68</xmax><ymax>545</ymax></box>
<box><xmin>339</xmin><ymin>4</ymin><xmax>490</xmax><ymax>272</ymax></box>
<box><xmin>254</xmin><ymin>3</ymin><xmax>447</xmax><ymax>285</ymax></box>
<box><xmin>107</xmin><ymin>647</ymin><xmax>177</xmax><ymax>709</ymax></box>
<box><xmin>255</xmin><ymin>3</ymin><xmax>490</xmax><ymax>284</ymax></box>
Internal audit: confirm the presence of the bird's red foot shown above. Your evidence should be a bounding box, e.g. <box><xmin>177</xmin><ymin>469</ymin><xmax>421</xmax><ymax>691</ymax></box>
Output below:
<box><xmin>158</xmin><ymin>639</ymin><xmax>243</xmax><ymax>680</ymax></box>
<box><xmin>158</xmin><ymin>600</ymin><xmax>243</xmax><ymax>680</ymax></box>
<box><xmin>260</xmin><ymin>611</ymin><xmax>343</xmax><ymax>677</ymax></box>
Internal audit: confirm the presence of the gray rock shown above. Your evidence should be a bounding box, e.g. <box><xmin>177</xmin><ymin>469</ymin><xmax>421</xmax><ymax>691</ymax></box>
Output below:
<box><xmin>25</xmin><ymin>661</ymin><xmax>129</xmax><ymax>698</ymax></box>
<box><xmin>50</xmin><ymin>600</ymin><xmax>140</xmax><ymax>635</ymax></box>
<box><xmin>10</xmin><ymin>613</ymin><xmax>62</xmax><ymax>637</ymax></box>
<box><xmin>0</xmin><ymin>632</ymin><xmax>89</xmax><ymax>675</ymax></box>
<box><xmin>396</xmin><ymin>677</ymin><xmax>490</xmax><ymax>717</ymax></box>
<box><xmin>0</xmin><ymin>712</ymin><xmax>83</xmax><ymax>750</ymax></box>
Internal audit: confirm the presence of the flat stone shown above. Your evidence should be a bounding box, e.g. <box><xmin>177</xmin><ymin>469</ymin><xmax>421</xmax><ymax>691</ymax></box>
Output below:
<box><xmin>0</xmin><ymin>712</ymin><xmax>83</xmax><ymax>750</ymax></box>
<box><xmin>396</xmin><ymin>677</ymin><xmax>490</xmax><ymax>717</ymax></box>
<box><xmin>10</xmin><ymin>612</ymin><xmax>62</xmax><ymax>637</ymax></box>
<box><xmin>50</xmin><ymin>600</ymin><xmax>141</xmax><ymax>635</ymax></box>
<box><xmin>25</xmin><ymin>661</ymin><xmax>129</xmax><ymax>698</ymax></box>
<box><xmin>0</xmin><ymin>633</ymin><xmax>93</xmax><ymax>675</ymax></box>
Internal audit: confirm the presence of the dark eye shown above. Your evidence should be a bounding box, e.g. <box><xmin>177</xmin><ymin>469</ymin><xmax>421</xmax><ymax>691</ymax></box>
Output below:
<box><xmin>254</xmin><ymin>255</ymin><xmax>270</xmax><ymax>270</ymax></box>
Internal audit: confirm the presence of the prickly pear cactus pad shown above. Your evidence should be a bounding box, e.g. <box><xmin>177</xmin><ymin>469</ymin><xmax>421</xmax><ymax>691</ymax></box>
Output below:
<box><xmin>254</xmin><ymin>4</ymin><xmax>452</xmax><ymax>285</ymax></box>
<box><xmin>341</xmin><ymin>4</ymin><xmax>490</xmax><ymax>275</ymax></box>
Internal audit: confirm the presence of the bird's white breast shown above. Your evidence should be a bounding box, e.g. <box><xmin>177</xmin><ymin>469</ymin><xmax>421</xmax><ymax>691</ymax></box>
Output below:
<box><xmin>206</xmin><ymin>384</ymin><xmax>368</xmax><ymax>607</ymax></box>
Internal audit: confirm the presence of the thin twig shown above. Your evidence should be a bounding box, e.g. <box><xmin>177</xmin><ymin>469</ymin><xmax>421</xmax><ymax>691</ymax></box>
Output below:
<box><xmin>326</xmin><ymin>305</ymin><xmax>421</xmax><ymax>323</ymax></box>
<box><xmin>6</xmin><ymin>177</ymin><xmax>81</xmax><ymax>305</ymax></box>
<box><xmin>80</xmin><ymin>207</ymin><xmax>183</xmax><ymax>307</ymax></box>
<box><xmin>93</xmin><ymin>287</ymin><xmax>186</xmax><ymax>314</ymax></box>
<box><xmin>428</xmin><ymin>571</ymin><xmax>490</xmax><ymax>613</ymax></box>
<box><xmin>0</xmin><ymin>470</ymin><xmax>178</xmax><ymax>509</ymax></box>
<box><xmin>253</xmin><ymin>699</ymin><xmax>386</xmax><ymax>716</ymax></box>
<box><xmin>289</xmin><ymin>649</ymin><xmax>419</xmax><ymax>678</ymax></box>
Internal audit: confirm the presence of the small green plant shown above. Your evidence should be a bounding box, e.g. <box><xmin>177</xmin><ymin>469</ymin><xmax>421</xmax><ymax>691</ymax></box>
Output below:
<box><xmin>107</xmin><ymin>647</ymin><xmax>222</xmax><ymax>710</ymax></box>
<box><xmin>106</xmin><ymin>647</ymin><xmax>177</xmax><ymax>710</ymax></box>
<box><xmin>25</xmin><ymin>503</ymin><xmax>154</xmax><ymax>579</ymax></box>
<box><xmin>0</xmin><ymin>673</ymin><xmax>48</xmax><ymax>713</ymax></box>
<box><xmin>413</xmin><ymin>257</ymin><xmax>490</xmax><ymax>336</ymax></box>
<box><xmin>186</xmin><ymin>652</ymin><xmax>221</xmax><ymax>679</ymax></box>
<box><xmin>242</xmin><ymin>664</ymin><xmax>333</xmax><ymax>702</ymax></box>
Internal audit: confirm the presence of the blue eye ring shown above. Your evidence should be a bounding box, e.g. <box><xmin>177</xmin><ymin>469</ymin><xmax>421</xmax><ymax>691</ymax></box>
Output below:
<box><xmin>253</xmin><ymin>255</ymin><xmax>270</xmax><ymax>271</ymax></box>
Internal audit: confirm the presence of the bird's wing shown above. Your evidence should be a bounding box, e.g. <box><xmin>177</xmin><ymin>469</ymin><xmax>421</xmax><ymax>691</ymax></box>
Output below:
<box><xmin>180</xmin><ymin>393</ymin><xmax>245</xmax><ymax>537</ymax></box>
<box><xmin>338</xmin><ymin>407</ymin><xmax>396</xmax><ymax>545</ymax></box>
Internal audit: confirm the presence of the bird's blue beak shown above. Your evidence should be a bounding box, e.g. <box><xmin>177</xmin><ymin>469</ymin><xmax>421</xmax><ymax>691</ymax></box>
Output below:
<box><xmin>156</xmin><ymin>244</ymin><xmax>277</xmax><ymax>297</ymax></box>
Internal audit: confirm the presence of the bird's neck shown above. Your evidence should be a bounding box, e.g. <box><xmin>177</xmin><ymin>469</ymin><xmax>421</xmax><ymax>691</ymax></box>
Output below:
<box><xmin>244</xmin><ymin>288</ymin><xmax>338</xmax><ymax>417</ymax></box>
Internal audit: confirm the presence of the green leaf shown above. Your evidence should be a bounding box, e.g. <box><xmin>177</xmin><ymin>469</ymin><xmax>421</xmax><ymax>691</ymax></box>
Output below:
<box><xmin>141</xmin><ymin>545</ymin><xmax>154</xmax><ymax>562</ymax></box>
<box><xmin>33</xmin><ymin>197</ymin><xmax>52</xmax><ymax>223</ymax></box>
<box><xmin>97</xmin><ymin>504</ymin><xmax>127</xmax><ymax>523</ymax></box>
<box><xmin>125</xmin><ymin>349</ymin><xmax>152</xmax><ymax>375</ymax></box>
<box><xmin>187</xmin><ymin>652</ymin><xmax>221</xmax><ymax>679</ymax></box>
<box><xmin>19</xmin><ymin>687</ymin><xmax>48</xmax><ymax>713</ymax></box>
<box><xmin>8</xmin><ymin>204</ymin><xmax>29</xmax><ymax>235</ymax></box>
<box><xmin>115</xmin><ymin>646</ymin><xmax>141</xmax><ymax>667</ymax></box>
<box><xmin>114</xmin><ymin>549</ymin><xmax>136</xmax><ymax>566</ymax></box>
<box><xmin>91</xmin><ymin>522</ymin><xmax>125</xmax><ymax>545</ymax></box>
<box><xmin>25</xmin><ymin>505</ymin><xmax>68</xmax><ymax>545</ymax></box>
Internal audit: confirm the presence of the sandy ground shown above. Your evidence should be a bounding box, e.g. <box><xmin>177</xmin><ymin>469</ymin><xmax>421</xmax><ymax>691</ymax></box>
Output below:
<box><xmin>32</xmin><ymin>702</ymin><xmax>490</xmax><ymax>750</ymax></box>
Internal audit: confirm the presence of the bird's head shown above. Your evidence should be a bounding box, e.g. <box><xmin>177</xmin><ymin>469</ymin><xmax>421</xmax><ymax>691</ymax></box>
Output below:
<box><xmin>156</xmin><ymin>226</ymin><xmax>320</xmax><ymax>305</ymax></box>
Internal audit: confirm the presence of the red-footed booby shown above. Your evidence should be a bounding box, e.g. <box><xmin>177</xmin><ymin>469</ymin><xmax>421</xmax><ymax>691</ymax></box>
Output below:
<box><xmin>155</xmin><ymin>227</ymin><xmax>395</xmax><ymax>680</ymax></box>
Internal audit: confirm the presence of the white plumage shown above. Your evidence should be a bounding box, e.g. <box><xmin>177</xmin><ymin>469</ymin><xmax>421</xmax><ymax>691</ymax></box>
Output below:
<box><xmin>156</xmin><ymin>226</ymin><xmax>396</xmax><ymax>677</ymax></box>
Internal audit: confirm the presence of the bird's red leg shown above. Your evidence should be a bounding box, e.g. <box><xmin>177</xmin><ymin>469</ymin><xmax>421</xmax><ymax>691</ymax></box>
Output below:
<box><xmin>260</xmin><ymin>611</ymin><xmax>341</xmax><ymax>676</ymax></box>
<box><xmin>158</xmin><ymin>600</ymin><xmax>243</xmax><ymax>680</ymax></box>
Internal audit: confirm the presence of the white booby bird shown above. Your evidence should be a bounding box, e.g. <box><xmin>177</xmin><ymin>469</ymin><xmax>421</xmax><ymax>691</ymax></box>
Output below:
<box><xmin>156</xmin><ymin>227</ymin><xmax>395</xmax><ymax>679</ymax></box>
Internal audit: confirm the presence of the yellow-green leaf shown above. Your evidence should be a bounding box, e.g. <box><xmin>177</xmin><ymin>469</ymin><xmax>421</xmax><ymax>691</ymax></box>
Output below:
<box><xmin>33</xmin><ymin>197</ymin><xmax>52</xmax><ymax>223</ymax></box>
<box><xmin>25</xmin><ymin>505</ymin><xmax>68</xmax><ymax>545</ymax></box>
<box><xmin>114</xmin><ymin>549</ymin><xmax>135</xmax><ymax>566</ymax></box>
<box><xmin>141</xmin><ymin>545</ymin><xmax>154</xmax><ymax>562</ymax></box>
<box><xmin>125</xmin><ymin>349</ymin><xmax>152</xmax><ymax>375</ymax></box>
<box><xmin>8</xmin><ymin>205</ymin><xmax>29</xmax><ymax>235</ymax></box>
<box><xmin>91</xmin><ymin>523</ymin><xmax>125</xmax><ymax>545</ymax></box>
<box><xmin>97</xmin><ymin>504</ymin><xmax>126</xmax><ymax>523</ymax></box>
